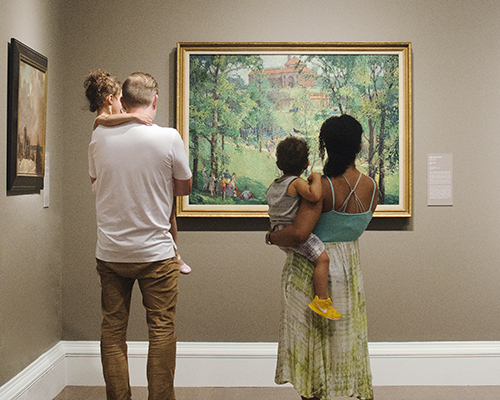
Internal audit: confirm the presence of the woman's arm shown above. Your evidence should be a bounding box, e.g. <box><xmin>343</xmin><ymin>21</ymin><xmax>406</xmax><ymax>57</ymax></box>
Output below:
<box><xmin>93</xmin><ymin>112</ymin><xmax>153</xmax><ymax>130</ymax></box>
<box><xmin>267</xmin><ymin>196</ymin><xmax>323</xmax><ymax>247</ymax></box>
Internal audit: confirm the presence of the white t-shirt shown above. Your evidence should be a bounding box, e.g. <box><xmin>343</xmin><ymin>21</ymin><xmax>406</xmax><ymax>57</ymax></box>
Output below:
<box><xmin>88</xmin><ymin>123</ymin><xmax>192</xmax><ymax>262</ymax></box>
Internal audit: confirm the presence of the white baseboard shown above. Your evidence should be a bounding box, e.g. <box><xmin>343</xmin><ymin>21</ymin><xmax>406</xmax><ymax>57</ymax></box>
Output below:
<box><xmin>2</xmin><ymin>341</ymin><xmax>500</xmax><ymax>400</ymax></box>
<box><xmin>0</xmin><ymin>342</ymin><xmax>66</xmax><ymax>400</ymax></box>
<box><xmin>63</xmin><ymin>341</ymin><xmax>280</xmax><ymax>388</ymax></box>
<box><xmin>370</xmin><ymin>341</ymin><xmax>500</xmax><ymax>386</ymax></box>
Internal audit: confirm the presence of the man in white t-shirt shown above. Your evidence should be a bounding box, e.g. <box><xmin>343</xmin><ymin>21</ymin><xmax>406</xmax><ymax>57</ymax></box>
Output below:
<box><xmin>88</xmin><ymin>72</ymin><xmax>192</xmax><ymax>400</ymax></box>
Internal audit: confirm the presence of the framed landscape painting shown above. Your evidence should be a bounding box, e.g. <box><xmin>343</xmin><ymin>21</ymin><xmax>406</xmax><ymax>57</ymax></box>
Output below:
<box><xmin>7</xmin><ymin>38</ymin><xmax>48</xmax><ymax>195</ymax></box>
<box><xmin>176</xmin><ymin>42</ymin><xmax>412</xmax><ymax>217</ymax></box>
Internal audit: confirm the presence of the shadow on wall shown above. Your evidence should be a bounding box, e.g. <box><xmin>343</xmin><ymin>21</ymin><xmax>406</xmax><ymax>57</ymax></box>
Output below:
<box><xmin>177</xmin><ymin>216</ymin><xmax>412</xmax><ymax>232</ymax></box>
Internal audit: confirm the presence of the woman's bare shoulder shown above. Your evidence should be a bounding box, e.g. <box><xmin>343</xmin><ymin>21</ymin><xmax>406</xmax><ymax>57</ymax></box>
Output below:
<box><xmin>359</xmin><ymin>173</ymin><xmax>378</xmax><ymax>211</ymax></box>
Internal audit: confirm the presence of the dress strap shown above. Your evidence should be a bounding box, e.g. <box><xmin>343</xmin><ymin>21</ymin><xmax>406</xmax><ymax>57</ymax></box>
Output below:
<box><xmin>326</xmin><ymin>176</ymin><xmax>335</xmax><ymax>200</ymax></box>
<box><xmin>367</xmin><ymin>176</ymin><xmax>377</xmax><ymax>210</ymax></box>
<box><xmin>326</xmin><ymin>174</ymin><xmax>376</xmax><ymax>213</ymax></box>
<box><xmin>339</xmin><ymin>173</ymin><xmax>365</xmax><ymax>213</ymax></box>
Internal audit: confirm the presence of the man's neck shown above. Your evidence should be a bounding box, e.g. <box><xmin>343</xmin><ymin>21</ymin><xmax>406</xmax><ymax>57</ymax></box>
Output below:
<box><xmin>126</xmin><ymin>106</ymin><xmax>149</xmax><ymax>115</ymax></box>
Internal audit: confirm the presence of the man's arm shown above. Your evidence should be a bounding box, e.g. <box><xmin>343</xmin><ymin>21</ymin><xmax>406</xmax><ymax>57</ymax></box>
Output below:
<box><xmin>173</xmin><ymin>178</ymin><xmax>192</xmax><ymax>197</ymax></box>
<box><xmin>169</xmin><ymin>202</ymin><xmax>178</xmax><ymax>244</ymax></box>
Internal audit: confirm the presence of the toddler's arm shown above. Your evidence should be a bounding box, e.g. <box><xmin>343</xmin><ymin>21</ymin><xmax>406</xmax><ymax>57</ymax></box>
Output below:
<box><xmin>293</xmin><ymin>172</ymin><xmax>322</xmax><ymax>202</ymax></box>
<box><xmin>93</xmin><ymin>112</ymin><xmax>153</xmax><ymax>130</ymax></box>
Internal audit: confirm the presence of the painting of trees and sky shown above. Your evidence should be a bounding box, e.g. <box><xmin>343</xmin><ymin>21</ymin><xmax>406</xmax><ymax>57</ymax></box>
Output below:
<box><xmin>179</xmin><ymin>44</ymin><xmax>410</xmax><ymax>216</ymax></box>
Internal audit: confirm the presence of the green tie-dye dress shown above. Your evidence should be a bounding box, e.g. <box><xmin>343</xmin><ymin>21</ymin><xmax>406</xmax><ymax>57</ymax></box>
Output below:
<box><xmin>275</xmin><ymin>241</ymin><xmax>373</xmax><ymax>399</ymax></box>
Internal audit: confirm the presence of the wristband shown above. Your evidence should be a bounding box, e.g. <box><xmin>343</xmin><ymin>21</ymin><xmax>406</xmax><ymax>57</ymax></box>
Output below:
<box><xmin>265</xmin><ymin>231</ymin><xmax>273</xmax><ymax>245</ymax></box>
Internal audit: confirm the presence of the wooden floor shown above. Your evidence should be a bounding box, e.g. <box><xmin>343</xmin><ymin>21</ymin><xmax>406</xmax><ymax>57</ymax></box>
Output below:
<box><xmin>53</xmin><ymin>385</ymin><xmax>500</xmax><ymax>400</ymax></box>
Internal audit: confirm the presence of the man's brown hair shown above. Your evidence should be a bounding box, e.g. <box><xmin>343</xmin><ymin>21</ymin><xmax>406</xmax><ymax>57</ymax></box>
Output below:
<box><xmin>121</xmin><ymin>72</ymin><xmax>159</xmax><ymax>108</ymax></box>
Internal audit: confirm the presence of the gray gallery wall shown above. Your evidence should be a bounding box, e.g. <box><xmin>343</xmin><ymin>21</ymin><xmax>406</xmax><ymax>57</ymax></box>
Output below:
<box><xmin>0</xmin><ymin>0</ymin><xmax>65</xmax><ymax>385</ymax></box>
<box><xmin>2</xmin><ymin>0</ymin><xmax>500</xmax><ymax>387</ymax></box>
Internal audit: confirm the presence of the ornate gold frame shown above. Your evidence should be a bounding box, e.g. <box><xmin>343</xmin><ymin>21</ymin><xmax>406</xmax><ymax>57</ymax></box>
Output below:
<box><xmin>176</xmin><ymin>42</ymin><xmax>412</xmax><ymax>217</ymax></box>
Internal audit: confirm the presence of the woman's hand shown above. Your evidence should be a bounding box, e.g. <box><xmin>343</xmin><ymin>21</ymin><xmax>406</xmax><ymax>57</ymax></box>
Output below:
<box><xmin>268</xmin><ymin>197</ymin><xmax>323</xmax><ymax>247</ymax></box>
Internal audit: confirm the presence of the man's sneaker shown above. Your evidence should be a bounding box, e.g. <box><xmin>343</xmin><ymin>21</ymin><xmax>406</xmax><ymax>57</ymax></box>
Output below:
<box><xmin>308</xmin><ymin>296</ymin><xmax>342</xmax><ymax>320</ymax></box>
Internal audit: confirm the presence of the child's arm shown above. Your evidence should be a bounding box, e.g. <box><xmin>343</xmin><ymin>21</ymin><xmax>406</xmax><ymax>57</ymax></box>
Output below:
<box><xmin>93</xmin><ymin>112</ymin><xmax>153</xmax><ymax>130</ymax></box>
<box><xmin>290</xmin><ymin>172</ymin><xmax>322</xmax><ymax>202</ymax></box>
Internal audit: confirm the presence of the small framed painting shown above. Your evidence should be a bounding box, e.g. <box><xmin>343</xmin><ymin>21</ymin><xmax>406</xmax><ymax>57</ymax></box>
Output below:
<box><xmin>7</xmin><ymin>38</ymin><xmax>48</xmax><ymax>195</ymax></box>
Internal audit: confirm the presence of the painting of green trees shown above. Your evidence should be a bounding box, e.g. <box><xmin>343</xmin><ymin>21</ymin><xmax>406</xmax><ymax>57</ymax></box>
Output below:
<box><xmin>181</xmin><ymin>46</ymin><xmax>408</xmax><ymax>214</ymax></box>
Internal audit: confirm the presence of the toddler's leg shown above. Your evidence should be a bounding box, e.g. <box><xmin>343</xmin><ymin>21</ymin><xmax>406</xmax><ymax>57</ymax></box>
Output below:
<box><xmin>309</xmin><ymin>251</ymin><xmax>342</xmax><ymax>320</ymax></box>
<box><xmin>312</xmin><ymin>251</ymin><xmax>330</xmax><ymax>299</ymax></box>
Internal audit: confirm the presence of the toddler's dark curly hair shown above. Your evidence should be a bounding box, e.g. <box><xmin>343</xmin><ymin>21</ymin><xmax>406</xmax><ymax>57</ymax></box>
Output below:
<box><xmin>276</xmin><ymin>136</ymin><xmax>309</xmax><ymax>176</ymax></box>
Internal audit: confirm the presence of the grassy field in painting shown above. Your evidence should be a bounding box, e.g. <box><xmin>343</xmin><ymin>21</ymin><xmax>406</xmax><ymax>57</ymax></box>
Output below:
<box><xmin>190</xmin><ymin>140</ymin><xmax>399</xmax><ymax>206</ymax></box>
<box><xmin>189</xmin><ymin>140</ymin><xmax>280</xmax><ymax>205</ymax></box>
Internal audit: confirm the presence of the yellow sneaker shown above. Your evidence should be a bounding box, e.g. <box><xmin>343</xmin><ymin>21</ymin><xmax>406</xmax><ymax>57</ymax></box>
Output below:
<box><xmin>308</xmin><ymin>296</ymin><xmax>342</xmax><ymax>320</ymax></box>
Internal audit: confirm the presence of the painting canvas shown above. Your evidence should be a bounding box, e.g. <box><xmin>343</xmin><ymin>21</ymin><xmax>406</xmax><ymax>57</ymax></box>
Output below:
<box><xmin>176</xmin><ymin>42</ymin><xmax>412</xmax><ymax>217</ymax></box>
<box><xmin>7</xmin><ymin>38</ymin><xmax>48</xmax><ymax>195</ymax></box>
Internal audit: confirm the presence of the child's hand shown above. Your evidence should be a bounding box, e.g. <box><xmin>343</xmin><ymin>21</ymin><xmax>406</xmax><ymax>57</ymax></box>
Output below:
<box><xmin>307</xmin><ymin>172</ymin><xmax>322</xmax><ymax>184</ymax></box>
<box><xmin>133</xmin><ymin>112</ymin><xmax>153</xmax><ymax>126</ymax></box>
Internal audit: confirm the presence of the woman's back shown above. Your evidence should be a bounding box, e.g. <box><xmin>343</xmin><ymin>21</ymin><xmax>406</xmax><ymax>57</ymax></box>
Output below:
<box><xmin>322</xmin><ymin>168</ymin><xmax>377</xmax><ymax>214</ymax></box>
<box><xmin>313</xmin><ymin>168</ymin><xmax>377</xmax><ymax>243</ymax></box>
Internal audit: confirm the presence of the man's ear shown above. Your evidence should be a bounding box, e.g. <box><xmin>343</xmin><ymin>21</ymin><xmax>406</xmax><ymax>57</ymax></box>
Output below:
<box><xmin>152</xmin><ymin>94</ymin><xmax>158</xmax><ymax>110</ymax></box>
<box><xmin>106</xmin><ymin>94</ymin><xmax>114</xmax><ymax>105</ymax></box>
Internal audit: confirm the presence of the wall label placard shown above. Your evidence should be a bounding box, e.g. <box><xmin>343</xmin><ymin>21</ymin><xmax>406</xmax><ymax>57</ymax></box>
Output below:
<box><xmin>428</xmin><ymin>153</ymin><xmax>453</xmax><ymax>206</ymax></box>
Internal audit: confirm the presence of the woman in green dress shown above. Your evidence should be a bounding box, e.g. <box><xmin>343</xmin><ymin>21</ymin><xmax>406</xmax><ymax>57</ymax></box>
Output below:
<box><xmin>267</xmin><ymin>114</ymin><xmax>378</xmax><ymax>400</ymax></box>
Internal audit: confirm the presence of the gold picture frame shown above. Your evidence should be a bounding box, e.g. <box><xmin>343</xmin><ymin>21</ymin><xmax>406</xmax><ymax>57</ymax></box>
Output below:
<box><xmin>176</xmin><ymin>42</ymin><xmax>412</xmax><ymax>217</ymax></box>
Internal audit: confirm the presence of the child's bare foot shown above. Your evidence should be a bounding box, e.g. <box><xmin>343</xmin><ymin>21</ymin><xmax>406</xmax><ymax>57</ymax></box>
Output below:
<box><xmin>178</xmin><ymin>255</ymin><xmax>191</xmax><ymax>274</ymax></box>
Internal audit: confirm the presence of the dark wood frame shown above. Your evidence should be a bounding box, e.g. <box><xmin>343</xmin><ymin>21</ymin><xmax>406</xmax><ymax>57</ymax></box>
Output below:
<box><xmin>7</xmin><ymin>38</ymin><xmax>48</xmax><ymax>195</ymax></box>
